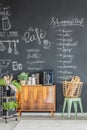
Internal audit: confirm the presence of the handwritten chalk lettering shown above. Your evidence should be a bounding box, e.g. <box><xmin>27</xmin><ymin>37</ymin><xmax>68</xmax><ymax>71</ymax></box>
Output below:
<box><xmin>57</xmin><ymin>60</ymin><xmax>72</xmax><ymax>64</ymax></box>
<box><xmin>58</xmin><ymin>41</ymin><xmax>78</xmax><ymax>47</ymax></box>
<box><xmin>57</xmin><ymin>29</ymin><xmax>73</xmax><ymax>33</ymax></box>
<box><xmin>57</xmin><ymin>48</ymin><xmax>62</xmax><ymax>50</ymax></box>
<box><xmin>26</xmin><ymin>60</ymin><xmax>46</xmax><ymax>66</ymax></box>
<box><xmin>57</xmin><ymin>37</ymin><xmax>73</xmax><ymax>42</ymax></box>
<box><xmin>57</xmin><ymin>32</ymin><xmax>71</xmax><ymax>37</ymax></box>
<box><xmin>57</xmin><ymin>60</ymin><xmax>63</xmax><ymax>63</ymax></box>
<box><xmin>26</xmin><ymin>49</ymin><xmax>40</xmax><ymax>52</ymax></box>
<box><xmin>6</xmin><ymin>31</ymin><xmax>19</xmax><ymax>37</ymax></box>
<box><xmin>57</xmin><ymin>75</ymin><xmax>72</xmax><ymax>80</ymax></box>
<box><xmin>0</xmin><ymin>5</ymin><xmax>10</xmax><ymax>15</ymax></box>
<box><xmin>50</xmin><ymin>17</ymin><xmax>84</xmax><ymax>27</ymax></box>
<box><xmin>12</xmin><ymin>61</ymin><xmax>23</xmax><ymax>71</ymax></box>
<box><xmin>35</xmin><ymin>28</ymin><xmax>42</xmax><ymax>44</ymax></box>
<box><xmin>63</xmin><ymin>70</ymin><xmax>73</xmax><ymax>75</ymax></box>
<box><xmin>0</xmin><ymin>40</ymin><xmax>19</xmax><ymax>43</ymax></box>
<box><xmin>26</xmin><ymin>52</ymin><xmax>41</xmax><ymax>59</ymax></box>
<box><xmin>62</xmin><ymin>75</ymin><xmax>73</xmax><ymax>80</ymax></box>
<box><xmin>57</xmin><ymin>76</ymin><xmax>63</xmax><ymax>79</ymax></box>
<box><xmin>57</xmin><ymin>70</ymin><xmax>72</xmax><ymax>75</ymax></box>
<box><xmin>63</xmin><ymin>60</ymin><xmax>72</xmax><ymax>64</ymax></box>
<box><xmin>0</xmin><ymin>32</ymin><xmax>5</xmax><ymax>37</ymax></box>
<box><xmin>57</xmin><ymin>71</ymin><xmax>63</xmax><ymax>73</ymax></box>
<box><xmin>0</xmin><ymin>31</ymin><xmax>18</xmax><ymax>37</ymax></box>
<box><xmin>57</xmin><ymin>66</ymin><xmax>63</xmax><ymax>68</ymax></box>
<box><xmin>57</xmin><ymin>47</ymin><xmax>72</xmax><ymax>53</ymax></box>
<box><xmin>27</xmin><ymin>67</ymin><xmax>41</xmax><ymax>71</ymax></box>
<box><xmin>56</xmin><ymin>54</ymin><xmax>63</xmax><ymax>57</ymax></box>
<box><xmin>22</xmin><ymin>27</ymin><xmax>46</xmax><ymax>44</ymax></box>
<box><xmin>62</xmin><ymin>47</ymin><xmax>72</xmax><ymax>53</ymax></box>
<box><xmin>63</xmin><ymin>65</ymin><xmax>77</xmax><ymax>69</ymax></box>
<box><xmin>63</xmin><ymin>41</ymin><xmax>78</xmax><ymax>47</ymax></box>
<box><xmin>63</xmin><ymin>54</ymin><xmax>74</xmax><ymax>59</ymax></box>
<box><xmin>0</xmin><ymin>59</ymin><xmax>11</xmax><ymax>68</ymax></box>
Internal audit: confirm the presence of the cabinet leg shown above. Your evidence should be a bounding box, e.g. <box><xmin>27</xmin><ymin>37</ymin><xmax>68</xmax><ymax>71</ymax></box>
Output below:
<box><xmin>18</xmin><ymin>111</ymin><xmax>21</xmax><ymax>117</ymax></box>
<box><xmin>51</xmin><ymin>112</ymin><xmax>54</xmax><ymax>117</ymax></box>
<box><xmin>5</xmin><ymin>118</ymin><xmax>8</xmax><ymax>123</ymax></box>
<box><xmin>16</xmin><ymin>117</ymin><xmax>18</xmax><ymax>121</ymax></box>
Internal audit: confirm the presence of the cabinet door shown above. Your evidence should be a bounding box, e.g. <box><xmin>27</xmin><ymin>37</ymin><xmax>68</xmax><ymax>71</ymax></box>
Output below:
<box><xmin>29</xmin><ymin>86</ymin><xmax>43</xmax><ymax>110</ymax></box>
<box><xmin>21</xmin><ymin>86</ymin><xmax>29</xmax><ymax>110</ymax></box>
<box><xmin>42</xmin><ymin>86</ymin><xmax>56</xmax><ymax>111</ymax></box>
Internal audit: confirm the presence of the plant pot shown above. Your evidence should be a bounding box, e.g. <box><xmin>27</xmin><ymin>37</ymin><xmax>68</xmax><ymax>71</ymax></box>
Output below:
<box><xmin>20</xmin><ymin>80</ymin><xmax>27</xmax><ymax>85</ymax></box>
<box><xmin>3</xmin><ymin>109</ymin><xmax>16</xmax><ymax>116</ymax></box>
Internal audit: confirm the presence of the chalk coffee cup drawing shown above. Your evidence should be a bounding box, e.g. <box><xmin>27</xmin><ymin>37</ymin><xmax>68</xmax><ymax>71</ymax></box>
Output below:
<box><xmin>43</xmin><ymin>39</ymin><xmax>51</xmax><ymax>49</ymax></box>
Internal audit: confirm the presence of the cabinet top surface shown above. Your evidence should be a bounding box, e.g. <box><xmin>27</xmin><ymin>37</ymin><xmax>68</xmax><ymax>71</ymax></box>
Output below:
<box><xmin>22</xmin><ymin>84</ymin><xmax>56</xmax><ymax>87</ymax></box>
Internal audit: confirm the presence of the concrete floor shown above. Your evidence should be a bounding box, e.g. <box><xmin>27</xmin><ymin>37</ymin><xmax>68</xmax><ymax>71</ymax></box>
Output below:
<box><xmin>0</xmin><ymin>113</ymin><xmax>87</xmax><ymax>130</ymax></box>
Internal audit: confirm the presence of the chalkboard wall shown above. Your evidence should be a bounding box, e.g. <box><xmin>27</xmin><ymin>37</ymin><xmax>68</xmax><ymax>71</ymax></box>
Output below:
<box><xmin>0</xmin><ymin>0</ymin><xmax>87</xmax><ymax>112</ymax></box>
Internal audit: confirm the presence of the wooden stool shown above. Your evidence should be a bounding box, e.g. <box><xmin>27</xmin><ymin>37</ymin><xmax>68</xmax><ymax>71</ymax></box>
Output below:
<box><xmin>62</xmin><ymin>97</ymin><xmax>83</xmax><ymax>118</ymax></box>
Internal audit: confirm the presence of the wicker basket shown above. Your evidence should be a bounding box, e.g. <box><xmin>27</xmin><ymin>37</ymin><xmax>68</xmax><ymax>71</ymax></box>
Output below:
<box><xmin>62</xmin><ymin>76</ymin><xmax>83</xmax><ymax>98</ymax></box>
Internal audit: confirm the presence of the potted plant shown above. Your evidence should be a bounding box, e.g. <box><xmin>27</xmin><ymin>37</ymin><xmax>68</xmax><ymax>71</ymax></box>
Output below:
<box><xmin>3</xmin><ymin>101</ymin><xmax>18</xmax><ymax>111</ymax></box>
<box><xmin>18</xmin><ymin>72</ymin><xmax>29</xmax><ymax>85</ymax></box>
<box><xmin>0</xmin><ymin>76</ymin><xmax>21</xmax><ymax>92</ymax></box>
<box><xmin>2</xmin><ymin>101</ymin><xmax>18</xmax><ymax>116</ymax></box>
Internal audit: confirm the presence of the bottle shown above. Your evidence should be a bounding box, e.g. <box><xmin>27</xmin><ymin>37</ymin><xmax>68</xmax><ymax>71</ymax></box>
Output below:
<box><xmin>32</xmin><ymin>74</ymin><xmax>36</xmax><ymax>85</ymax></box>
<box><xmin>28</xmin><ymin>77</ymin><xmax>32</xmax><ymax>85</ymax></box>
<box><xmin>36</xmin><ymin>73</ymin><xmax>39</xmax><ymax>84</ymax></box>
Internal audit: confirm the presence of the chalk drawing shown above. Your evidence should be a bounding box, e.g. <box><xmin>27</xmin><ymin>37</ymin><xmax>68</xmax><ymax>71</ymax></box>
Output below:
<box><xmin>0</xmin><ymin>41</ymin><xmax>5</xmax><ymax>51</ymax></box>
<box><xmin>0</xmin><ymin>6</ymin><xmax>11</xmax><ymax>31</ymax></box>
<box><xmin>12</xmin><ymin>61</ymin><xmax>23</xmax><ymax>71</ymax></box>
<box><xmin>43</xmin><ymin>39</ymin><xmax>51</xmax><ymax>49</ymax></box>
<box><xmin>22</xmin><ymin>27</ymin><xmax>46</xmax><ymax>44</ymax></box>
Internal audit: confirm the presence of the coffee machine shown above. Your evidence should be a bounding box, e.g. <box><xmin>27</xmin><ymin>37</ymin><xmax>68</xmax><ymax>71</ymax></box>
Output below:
<box><xmin>43</xmin><ymin>70</ymin><xmax>54</xmax><ymax>85</ymax></box>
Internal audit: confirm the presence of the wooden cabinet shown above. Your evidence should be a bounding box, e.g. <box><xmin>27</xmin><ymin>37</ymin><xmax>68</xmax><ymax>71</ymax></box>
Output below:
<box><xmin>16</xmin><ymin>85</ymin><xmax>56</xmax><ymax>116</ymax></box>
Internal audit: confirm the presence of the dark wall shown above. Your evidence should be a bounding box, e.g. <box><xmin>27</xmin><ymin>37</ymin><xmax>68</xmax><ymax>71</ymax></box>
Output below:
<box><xmin>0</xmin><ymin>0</ymin><xmax>87</xmax><ymax>112</ymax></box>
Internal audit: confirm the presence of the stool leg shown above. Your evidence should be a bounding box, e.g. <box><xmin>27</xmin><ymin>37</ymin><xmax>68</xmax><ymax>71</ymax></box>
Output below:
<box><xmin>79</xmin><ymin>99</ymin><xmax>83</xmax><ymax>113</ymax></box>
<box><xmin>73</xmin><ymin>102</ymin><xmax>78</xmax><ymax>116</ymax></box>
<box><xmin>62</xmin><ymin>98</ymin><xmax>66</xmax><ymax>117</ymax></box>
<box><xmin>68</xmin><ymin>99</ymin><xmax>72</xmax><ymax>118</ymax></box>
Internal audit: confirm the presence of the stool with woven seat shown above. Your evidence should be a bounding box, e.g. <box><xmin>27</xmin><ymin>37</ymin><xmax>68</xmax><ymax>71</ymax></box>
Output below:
<box><xmin>62</xmin><ymin>76</ymin><xmax>83</xmax><ymax>118</ymax></box>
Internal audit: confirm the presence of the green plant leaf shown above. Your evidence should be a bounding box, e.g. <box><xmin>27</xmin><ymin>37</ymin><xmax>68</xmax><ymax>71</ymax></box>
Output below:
<box><xmin>11</xmin><ymin>80</ymin><xmax>21</xmax><ymax>90</ymax></box>
<box><xmin>3</xmin><ymin>101</ymin><xmax>19</xmax><ymax>110</ymax></box>
<box><xmin>0</xmin><ymin>78</ymin><xmax>6</xmax><ymax>86</ymax></box>
<box><xmin>18</xmin><ymin>72</ymin><xmax>29</xmax><ymax>80</ymax></box>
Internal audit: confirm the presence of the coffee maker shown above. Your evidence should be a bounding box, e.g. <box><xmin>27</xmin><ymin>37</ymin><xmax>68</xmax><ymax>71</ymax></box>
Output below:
<box><xmin>43</xmin><ymin>70</ymin><xmax>54</xmax><ymax>85</ymax></box>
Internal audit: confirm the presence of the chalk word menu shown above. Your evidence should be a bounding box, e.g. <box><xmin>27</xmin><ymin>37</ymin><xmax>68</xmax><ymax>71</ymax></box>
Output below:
<box><xmin>50</xmin><ymin>17</ymin><xmax>85</xmax><ymax>83</ymax></box>
<box><xmin>26</xmin><ymin>49</ymin><xmax>46</xmax><ymax>71</ymax></box>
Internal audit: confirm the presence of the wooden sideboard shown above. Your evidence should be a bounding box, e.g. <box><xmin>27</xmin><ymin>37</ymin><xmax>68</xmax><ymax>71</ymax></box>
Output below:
<box><xmin>16</xmin><ymin>84</ymin><xmax>56</xmax><ymax>116</ymax></box>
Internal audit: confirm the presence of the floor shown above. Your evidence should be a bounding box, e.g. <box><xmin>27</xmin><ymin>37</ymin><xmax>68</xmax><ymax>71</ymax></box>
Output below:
<box><xmin>13</xmin><ymin>120</ymin><xmax>87</xmax><ymax>130</ymax></box>
<box><xmin>0</xmin><ymin>113</ymin><xmax>87</xmax><ymax>130</ymax></box>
